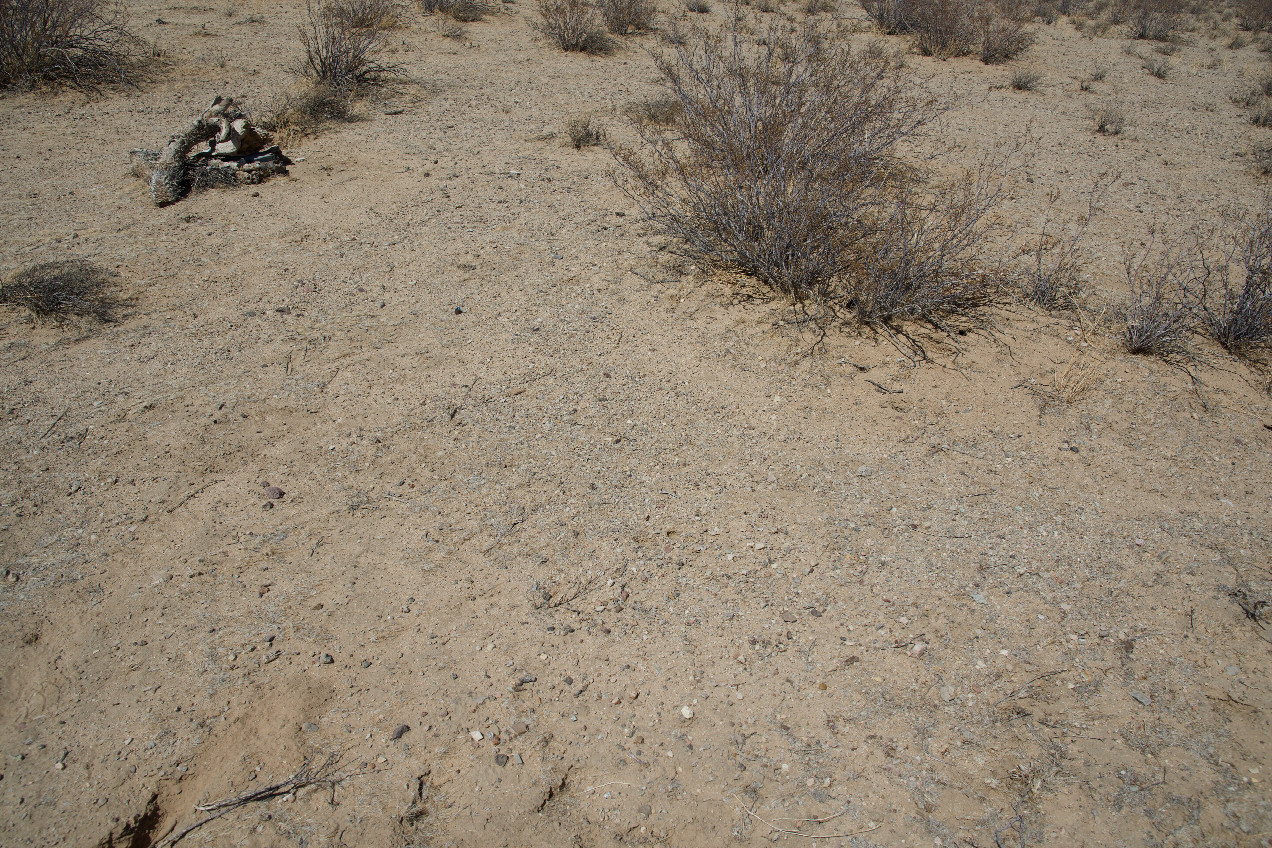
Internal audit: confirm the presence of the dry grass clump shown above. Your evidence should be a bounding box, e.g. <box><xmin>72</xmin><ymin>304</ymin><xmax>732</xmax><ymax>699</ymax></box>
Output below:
<box><xmin>600</xmin><ymin>0</ymin><xmax>657</xmax><ymax>34</ymax></box>
<box><xmin>1256</xmin><ymin>143</ymin><xmax>1272</xmax><ymax>175</ymax></box>
<box><xmin>538</xmin><ymin>0</ymin><xmax>612</xmax><ymax>53</ymax></box>
<box><xmin>326</xmin><ymin>0</ymin><xmax>405</xmax><ymax>29</ymax></box>
<box><xmin>686</xmin><ymin>0</ymin><xmax>711</xmax><ymax>12</ymax></box>
<box><xmin>616</xmin><ymin>23</ymin><xmax>1012</xmax><ymax>333</ymax></box>
<box><xmin>1239</xmin><ymin>0</ymin><xmax>1272</xmax><ymax>33</ymax></box>
<box><xmin>1021</xmin><ymin>181</ymin><xmax>1108</xmax><ymax>309</ymax></box>
<box><xmin>1142</xmin><ymin>54</ymin><xmax>1170</xmax><ymax>78</ymax></box>
<box><xmin>1123</xmin><ymin>0</ymin><xmax>1184</xmax><ymax>41</ymax></box>
<box><xmin>1</xmin><ymin>260</ymin><xmax>123</xmax><ymax>324</ymax></box>
<box><xmin>261</xmin><ymin>83</ymin><xmax>360</xmax><ymax>140</ymax></box>
<box><xmin>419</xmin><ymin>0</ymin><xmax>495</xmax><ymax>21</ymax></box>
<box><xmin>1091</xmin><ymin>101</ymin><xmax>1125</xmax><ymax>133</ymax></box>
<box><xmin>566</xmin><ymin>113</ymin><xmax>607</xmax><ymax>147</ymax></box>
<box><xmin>860</xmin><ymin>0</ymin><xmax>1036</xmax><ymax>63</ymax></box>
<box><xmin>1010</xmin><ymin>67</ymin><xmax>1042</xmax><ymax>89</ymax></box>
<box><xmin>1203</xmin><ymin>199</ymin><xmax>1272</xmax><ymax>354</ymax></box>
<box><xmin>625</xmin><ymin>95</ymin><xmax>681</xmax><ymax>126</ymax></box>
<box><xmin>0</xmin><ymin>0</ymin><xmax>153</xmax><ymax>89</ymax></box>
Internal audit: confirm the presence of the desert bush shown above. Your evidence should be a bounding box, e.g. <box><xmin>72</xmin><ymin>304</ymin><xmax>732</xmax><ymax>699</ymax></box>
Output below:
<box><xmin>1021</xmin><ymin>180</ymin><xmax>1109</xmax><ymax>308</ymax></box>
<box><xmin>1142</xmin><ymin>54</ymin><xmax>1169</xmax><ymax>78</ymax></box>
<box><xmin>538</xmin><ymin>0</ymin><xmax>612</xmax><ymax>52</ymax></box>
<box><xmin>567</xmin><ymin>114</ymin><xmax>606</xmax><ymax>147</ymax></box>
<box><xmin>300</xmin><ymin>0</ymin><xmax>401</xmax><ymax>92</ymax></box>
<box><xmin>0</xmin><ymin>0</ymin><xmax>152</xmax><ymax>89</ymax></box>
<box><xmin>616</xmin><ymin>23</ymin><xmax>1011</xmax><ymax>328</ymax></box>
<box><xmin>1203</xmin><ymin>199</ymin><xmax>1272</xmax><ymax>353</ymax></box>
<box><xmin>600</xmin><ymin>0</ymin><xmax>656</xmax><ymax>33</ymax></box>
<box><xmin>1089</xmin><ymin>62</ymin><xmax>1107</xmax><ymax>80</ymax></box>
<box><xmin>1253</xmin><ymin>104</ymin><xmax>1272</xmax><ymax>127</ymax></box>
<box><xmin>686</xmin><ymin>0</ymin><xmax>711</xmax><ymax>12</ymax></box>
<box><xmin>1122</xmin><ymin>235</ymin><xmax>1203</xmax><ymax>358</ymax></box>
<box><xmin>419</xmin><ymin>0</ymin><xmax>494</xmax><ymax>17</ymax></box>
<box><xmin>980</xmin><ymin>14</ymin><xmax>1036</xmax><ymax>63</ymax></box>
<box><xmin>0</xmin><ymin>260</ymin><xmax>123</xmax><ymax>324</ymax></box>
<box><xmin>1010</xmin><ymin>67</ymin><xmax>1042</xmax><ymax>89</ymax></box>
<box><xmin>625</xmin><ymin>95</ymin><xmax>681</xmax><ymax>125</ymax></box>
<box><xmin>262</xmin><ymin>83</ymin><xmax>359</xmax><ymax>138</ymax></box>
<box><xmin>804</xmin><ymin>0</ymin><xmax>837</xmax><ymax>13</ymax></box>
<box><xmin>1091</xmin><ymin>101</ymin><xmax>1125</xmax><ymax>133</ymax></box>
<box><xmin>1238</xmin><ymin>0</ymin><xmax>1272</xmax><ymax>32</ymax></box>
<box><xmin>1123</xmin><ymin>0</ymin><xmax>1182</xmax><ymax>40</ymax></box>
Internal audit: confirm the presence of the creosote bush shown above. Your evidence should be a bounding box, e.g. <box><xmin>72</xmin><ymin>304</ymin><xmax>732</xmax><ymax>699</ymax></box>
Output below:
<box><xmin>615</xmin><ymin>23</ymin><xmax>1012</xmax><ymax>332</ymax></box>
<box><xmin>600</xmin><ymin>0</ymin><xmax>656</xmax><ymax>34</ymax></box>
<box><xmin>299</xmin><ymin>0</ymin><xmax>402</xmax><ymax>93</ymax></box>
<box><xmin>0</xmin><ymin>0</ymin><xmax>152</xmax><ymax>89</ymax></box>
<box><xmin>1204</xmin><ymin>199</ymin><xmax>1272</xmax><ymax>353</ymax></box>
<box><xmin>538</xmin><ymin>0</ymin><xmax>612</xmax><ymax>53</ymax></box>
<box><xmin>0</xmin><ymin>260</ymin><xmax>123</xmax><ymax>324</ymax></box>
<box><xmin>859</xmin><ymin>0</ymin><xmax>1035</xmax><ymax>64</ymax></box>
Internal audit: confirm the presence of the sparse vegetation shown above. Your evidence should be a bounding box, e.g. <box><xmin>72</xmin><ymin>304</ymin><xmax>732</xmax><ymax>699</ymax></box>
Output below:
<box><xmin>1238</xmin><ymin>0</ymin><xmax>1272</xmax><ymax>33</ymax></box>
<box><xmin>0</xmin><ymin>260</ymin><xmax>123</xmax><ymax>324</ymax></box>
<box><xmin>1089</xmin><ymin>62</ymin><xmax>1108</xmax><ymax>81</ymax></box>
<box><xmin>262</xmin><ymin>83</ymin><xmax>360</xmax><ymax>139</ymax></box>
<box><xmin>299</xmin><ymin>0</ymin><xmax>402</xmax><ymax>93</ymax></box>
<box><xmin>600</xmin><ymin>0</ymin><xmax>656</xmax><ymax>34</ymax></box>
<box><xmin>567</xmin><ymin>113</ymin><xmax>606</xmax><ymax>147</ymax></box>
<box><xmin>686</xmin><ymin>0</ymin><xmax>711</xmax><ymax>12</ymax></box>
<box><xmin>419</xmin><ymin>0</ymin><xmax>495</xmax><ymax>20</ymax></box>
<box><xmin>979</xmin><ymin>14</ymin><xmax>1036</xmax><ymax>64</ymax></box>
<box><xmin>860</xmin><ymin>0</ymin><xmax>1036</xmax><ymax>63</ymax></box>
<box><xmin>538</xmin><ymin>0</ymin><xmax>612</xmax><ymax>53</ymax></box>
<box><xmin>1122</xmin><ymin>235</ymin><xmax>1202</xmax><ymax>359</ymax></box>
<box><xmin>625</xmin><ymin>95</ymin><xmax>681</xmax><ymax>126</ymax></box>
<box><xmin>0</xmin><ymin>0</ymin><xmax>152</xmax><ymax>89</ymax></box>
<box><xmin>616</xmin><ymin>23</ymin><xmax>1012</xmax><ymax>332</ymax></box>
<box><xmin>1021</xmin><ymin>180</ymin><xmax>1109</xmax><ymax>309</ymax></box>
<box><xmin>1203</xmin><ymin>199</ymin><xmax>1272</xmax><ymax>354</ymax></box>
<box><xmin>1123</xmin><ymin>0</ymin><xmax>1183</xmax><ymax>41</ymax></box>
<box><xmin>326</xmin><ymin>0</ymin><xmax>404</xmax><ymax>29</ymax></box>
<box><xmin>1010</xmin><ymin>67</ymin><xmax>1042</xmax><ymax>90</ymax></box>
<box><xmin>1143</xmin><ymin>54</ymin><xmax>1170</xmax><ymax>78</ymax></box>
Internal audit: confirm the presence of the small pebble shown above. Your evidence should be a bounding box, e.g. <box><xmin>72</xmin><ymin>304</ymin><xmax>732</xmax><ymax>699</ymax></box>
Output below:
<box><xmin>470</xmin><ymin>731</ymin><xmax>484</xmax><ymax>742</ymax></box>
<box><xmin>512</xmin><ymin>753</ymin><xmax>523</xmax><ymax>765</ymax></box>
<box><xmin>856</xmin><ymin>466</ymin><xmax>874</xmax><ymax>478</ymax></box>
<box><xmin>265</xmin><ymin>486</ymin><xmax>285</xmax><ymax>499</ymax></box>
<box><xmin>680</xmin><ymin>706</ymin><xmax>694</xmax><ymax>720</ymax></box>
<box><xmin>1130</xmin><ymin>690</ymin><xmax>1151</xmax><ymax>706</ymax></box>
<box><xmin>495</xmin><ymin>754</ymin><xmax>509</xmax><ymax>767</ymax></box>
<box><xmin>320</xmin><ymin>653</ymin><xmax>334</xmax><ymax>664</ymax></box>
<box><xmin>390</xmin><ymin>724</ymin><xmax>410</xmax><ymax>741</ymax></box>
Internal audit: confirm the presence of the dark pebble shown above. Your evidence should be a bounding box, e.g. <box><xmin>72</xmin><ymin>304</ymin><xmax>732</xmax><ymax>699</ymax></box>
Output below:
<box><xmin>266</xmin><ymin>486</ymin><xmax>285</xmax><ymax>499</ymax></box>
<box><xmin>390</xmin><ymin>724</ymin><xmax>411</xmax><ymax>740</ymax></box>
<box><xmin>262</xmin><ymin>501</ymin><xmax>273</xmax><ymax>510</ymax></box>
<box><xmin>320</xmin><ymin>653</ymin><xmax>334</xmax><ymax>664</ymax></box>
<box><xmin>495</xmin><ymin>753</ymin><xmax>509</xmax><ymax>767</ymax></box>
<box><xmin>518</xmin><ymin>675</ymin><xmax>537</xmax><ymax>685</ymax></box>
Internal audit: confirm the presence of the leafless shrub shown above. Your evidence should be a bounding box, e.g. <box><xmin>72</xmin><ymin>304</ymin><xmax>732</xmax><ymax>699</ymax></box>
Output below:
<box><xmin>1203</xmin><ymin>198</ymin><xmax>1272</xmax><ymax>353</ymax></box>
<box><xmin>686</xmin><ymin>0</ymin><xmax>711</xmax><ymax>12</ymax></box>
<box><xmin>436</xmin><ymin>16</ymin><xmax>467</xmax><ymax>37</ymax></box>
<box><xmin>625</xmin><ymin>95</ymin><xmax>681</xmax><ymax>126</ymax></box>
<box><xmin>600</xmin><ymin>0</ymin><xmax>656</xmax><ymax>34</ymax></box>
<box><xmin>1022</xmin><ymin>178</ymin><xmax>1113</xmax><ymax>309</ymax></box>
<box><xmin>980</xmin><ymin>14</ymin><xmax>1036</xmax><ymax>63</ymax></box>
<box><xmin>1239</xmin><ymin>0</ymin><xmax>1272</xmax><ymax>32</ymax></box>
<box><xmin>1010</xmin><ymin>67</ymin><xmax>1042</xmax><ymax>89</ymax></box>
<box><xmin>567</xmin><ymin>114</ymin><xmax>607</xmax><ymax>147</ymax></box>
<box><xmin>1089</xmin><ymin>62</ymin><xmax>1107</xmax><ymax>81</ymax></box>
<box><xmin>804</xmin><ymin>0</ymin><xmax>837</xmax><ymax>13</ymax></box>
<box><xmin>300</xmin><ymin>0</ymin><xmax>402</xmax><ymax>93</ymax></box>
<box><xmin>1091</xmin><ymin>101</ymin><xmax>1125</xmax><ymax>133</ymax></box>
<box><xmin>1142</xmin><ymin>55</ymin><xmax>1169</xmax><ymax>78</ymax></box>
<box><xmin>615</xmin><ymin>23</ymin><xmax>1011</xmax><ymax>332</ymax></box>
<box><xmin>538</xmin><ymin>0</ymin><xmax>612</xmax><ymax>52</ymax></box>
<box><xmin>0</xmin><ymin>0</ymin><xmax>153</xmax><ymax>89</ymax></box>
<box><xmin>1122</xmin><ymin>234</ymin><xmax>1203</xmax><ymax>358</ymax></box>
<box><xmin>1257</xmin><ymin>144</ymin><xmax>1272</xmax><ymax>175</ymax></box>
<box><xmin>1</xmin><ymin>260</ymin><xmax>123</xmax><ymax>324</ymax></box>
<box><xmin>419</xmin><ymin>0</ymin><xmax>494</xmax><ymax>17</ymax></box>
<box><xmin>1123</xmin><ymin>0</ymin><xmax>1182</xmax><ymax>41</ymax></box>
<box><xmin>1230</xmin><ymin>32</ymin><xmax>1251</xmax><ymax>48</ymax></box>
<box><xmin>1253</xmin><ymin>103</ymin><xmax>1272</xmax><ymax>127</ymax></box>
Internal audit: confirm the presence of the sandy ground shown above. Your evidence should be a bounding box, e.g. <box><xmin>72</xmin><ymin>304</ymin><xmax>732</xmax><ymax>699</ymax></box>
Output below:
<box><xmin>2</xmin><ymin>2</ymin><xmax>1272</xmax><ymax>846</ymax></box>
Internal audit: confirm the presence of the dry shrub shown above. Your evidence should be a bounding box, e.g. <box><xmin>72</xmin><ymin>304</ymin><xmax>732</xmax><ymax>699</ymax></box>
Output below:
<box><xmin>262</xmin><ymin>83</ymin><xmax>359</xmax><ymax>140</ymax></box>
<box><xmin>538</xmin><ymin>0</ymin><xmax>612</xmax><ymax>52</ymax></box>
<box><xmin>419</xmin><ymin>0</ymin><xmax>494</xmax><ymax>19</ymax></box>
<box><xmin>0</xmin><ymin>0</ymin><xmax>153</xmax><ymax>89</ymax></box>
<box><xmin>1257</xmin><ymin>143</ymin><xmax>1272</xmax><ymax>175</ymax></box>
<box><xmin>1122</xmin><ymin>234</ymin><xmax>1202</xmax><ymax>358</ymax></box>
<box><xmin>804</xmin><ymin>0</ymin><xmax>837</xmax><ymax>13</ymax></box>
<box><xmin>567</xmin><ymin>114</ymin><xmax>606</xmax><ymax>147</ymax></box>
<box><xmin>1253</xmin><ymin>103</ymin><xmax>1272</xmax><ymax>127</ymax></box>
<box><xmin>300</xmin><ymin>0</ymin><xmax>402</xmax><ymax>93</ymax></box>
<box><xmin>600</xmin><ymin>0</ymin><xmax>657</xmax><ymax>34</ymax></box>
<box><xmin>1239</xmin><ymin>0</ymin><xmax>1272</xmax><ymax>32</ymax></box>
<box><xmin>860</xmin><ymin>0</ymin><xmax>1035</xmax><ymax>63</ymax></box>
<box><xmin>1142</xmin><ymin>54</ymin><xmax>1169</xmax><ymax>78</ymax></box>
<box><xmin>1123</xmin><ymin>0</ymin><xmax>1183</xmax><ymax>40</ymax></box>
<box><xmin>1010</xmin><ymin>67</ymin><xmax>1042</xmax><ymax>89</ymax></box>
<box><xmin>980</xmin><ymin>14</ymin><xmax>1036</xmax><ymax>63</ymax></box>
<box><xmin>1091</xmin><ymin>101</ymin><xmax>1125</xmax><ymax>133</ymax></box>
<box><xmin>1021</xmin><ymin>179</ymin><xmax>1110</xmax><ymax>309</ymax></box>
<box><xmin>625</xmin><ymin>95</ymin><xmax>681</xmax><ymax>126</ymax></box>
<box><xmin>615</xmin><ymin>23</ymin><xmax>1011</xmax><ymax>331</ymax></box>
<box><xmin>1</xmin><ymin>260</ymin><xmax>123</xmax><ymax>324</ymax></box>
<box><xmin>686</xmin><ymin>0</ymin><xmax>711</xmax><ymax>12</ymax></box>
<box><xmin>325</xmin><ymin>0</ymin><xmax>404</xmax><ymax>29</ymax></box>
<box><xmin>1203</xmin><ymin>199</ymin><xmax>1272</xmax><ymax>353</ymax></box>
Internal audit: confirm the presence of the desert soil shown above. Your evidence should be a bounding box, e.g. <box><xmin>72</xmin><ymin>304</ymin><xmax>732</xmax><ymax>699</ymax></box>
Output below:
<box><xmin>2</xmin><ymin>1</ymin><xmax>1272</xmax><ymax>846</ymax></box>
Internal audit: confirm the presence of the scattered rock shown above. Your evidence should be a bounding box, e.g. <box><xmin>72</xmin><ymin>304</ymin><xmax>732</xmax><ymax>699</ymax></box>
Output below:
<box><xmin>972</xmin><ymin>593</ymin><xmax>987</xmax><ymax>605</ymax></box>
<box><xmin>909</xmin><ymin>642</ymin><xmax>927</xmax><ymax>658</ymax></box>
<box><xmin>781</xmin><ymin>611</ymin><xmax>798</xmax><ymax>623</ymax></box>
<box><xmin>513</xmin><ymin>753</ymin><xmax>523</xmax><ymax>765</ymax></box>
<box><xmin>362</xmin><ymin>660</ymin><xmax>372</xmax><ymax>668</ymax></box>
<box><xmin>511</xmin><ymin>721</ymin><xmax>529</xmax><ymax>735</ymax></box>
<box><xmin>302</xmin><ymin>722</ymin><xmax>318</xmax><ymax>733</ymax></box>
<box><xmin>939</xmin><ymin>686</ymin><xmax>956</xmax><ymax>702</ymax></box>
<box><xmin>265</xmin><ymin>486</ymin><xmax>285</xmax><ymax>499</ymax></box>
<box><xmin>390</xmin><ymin>724</ymin><xmax>411</xmax><ymax>740</ymax></box>
<box><xmin>495</xmin><ymin>753</ymin><xmax>509</xmax><ymax>767</ymax></box>
<box><xmin>319</xmin><ymin>653</ymin><xmax>334</xmax><ymax>664</ymax></box>
<box><xmin>1130</xmin><ymin>690</ymin><xmax>1151</xmax><ymax>706</ymax></box>
<box><xmin>856</xmin><ymin>466</ymin><xmax>873</xmax><ymax>478</ymax></box>
<box><xmin>680</xmin><ymin>705</ymin><xmax>694</xmax><ymax>720</ymax></box>
<box><xmin>470</xmin><ymin>730</ymin><xmax>484</xmax><ymax>742</ymax></box>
